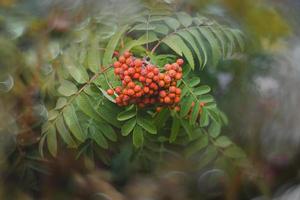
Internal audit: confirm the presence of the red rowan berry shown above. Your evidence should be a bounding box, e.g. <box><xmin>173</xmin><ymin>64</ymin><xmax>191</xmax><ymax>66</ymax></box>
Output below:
<box><xmin>175</xmin><ymin>73</ymin><xmax>182</xmax><ymax>80</ymax></box>
<box><xmin>176</xmin><ymin>59</ymin><xmax>184</xmax><ymax>66</ymax></box>
<box><xmin>114</xmin><ymin>61</ymin><xmax>121</xmax><ymax>68</ymax></box>
<box><xmin>139</xmin><ymin>76</ymin><xmax>146</xmax><ymax>82</ymax></box>
<box><xmin>175</xmin><ymin>88</ymin><xmax>181</xmax><ymax>95</ymax></box>
<box><xmin>159</xmin><ymin>90</ymin><xmax>167</xmax><ymax>97</ymax></box>
<box><xmin>169</xmin><ymin>93</ymin><xmax>176</xmax><ymax>99</ymax></box>
<box><xmin>164</xmin><ymin>75</ymin><xmax>171</xmax><ymax>83</ymax></box>
<box><xmin>133</xmin><ymin>73</ymin><xmax>140</xmax><ymax>79</ymax></box>
<box><xmin>200</xmin><ymin>102</ymin><xmax>206</xmax><ymax>107</ymax></box>
<box><xmin>158</xmin><ymin>80</ymin><xmax>165</xmax><ymax>87</ymax></box>
<box><xmin>124</xmin><ymin>75</ymin><xmax>131</xmax><ymax>82</ymax></box>
<box><xmin>169</xmin><ymin>86</ymin><xmax>176</xmax><ymax>93</ymax></box>
<box><xmin>147</xmin><ymin>72</ymin><xmax>154</xmax><ymax>79</ymax></box>
<box><xmin>107</xmin><ymin>89</ymin><xmax>114</xmax><ymax>95</ymax></box>
<box><xmin>127</xmin><ymin>89</ymin><xmax>135</xmax><ymax>96</ymax></box>
<box><xmin>174</xmin><ymin>96</ymin><xmax>180</xmax><ymax>103</ymax></box>
<box><xmin>168</xmin><ymin>70</ymin><xmax>176</xmax><ymax>77</ymax></box>
<box><xmin>143</xmin><ymin>87</ymin><xmax>150</xmax><ymax>93</ymax></box>
<box><xmin>146</xmin><ymin>78</ymin><xmax>152</xmax><ymax>84</ymax></box>
<box><xmin>115</xmin><ymin>86</ymin><xmax>122</xmax><ymax>94</ymax></box>
<box><xmin>174</xmin><ymin>106</ymin><xmax>180</xmax><ymax>111</ymax></box>
<box><xmin>119</xmin><ymin>56</ymin><xmax>126</xmax><ymax>63</ymax></box>
<box><xmin>156</xmin><ymin>107</ymin><xmax>162</xmax><ymax>112</ymax></box>
<box><xmin>164</xmin><ymin>96</ymin><xmax>171</xmax><ymax>104</ymax></box>
<box><xmin>134</xmin><ymin>85</ymin><xmax>141</xmax><ymax>92</ymax></box>
<box><xmin>121</xmin><ymin>64</ymin><xmax>128</xmax><ymax>70</ymax></box>
<box><xmin>134</xmin><ymin>59</ymin><xmax>143</xmax><ymax>67</ymax></box>
<box><xmin>127</xmin><ymin>82</ymin><xmax>135</xmax><ymax>88</ymax></box>
<box><xmin>124</xmin><ymin>51</ymin><xmax>131</xmax><ymax>58</ymax></box>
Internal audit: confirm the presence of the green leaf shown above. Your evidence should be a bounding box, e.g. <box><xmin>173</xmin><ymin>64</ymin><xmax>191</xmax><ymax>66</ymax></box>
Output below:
<box><xmin>189</xmin><ymin>28</ymin><xmax>208</xmax><ymax>68</ymax></box>
<box><xmin>198</xmin><ymin>27</ymin><xmax>222</xmax><ymax>67</ymax></box>
<box><xmin>187</xmin><ymin>77</ymin><xmax>201</xmax><ymax>87</ymax></box>
<box><xmin>39</xmin><ymin>134</ymin><xmax>47</xmax><ymax>158</ymax></box>
<box><xmin>133</xmin><ymin>125</ymin><xmax>144</xmax><ymax>148</ymax></box>
<box><xmin>176</xmin><ymin>12</ymin><xmax>193</xmax><ymax>27</ymax></box>
<box><xmin>184</xmin><ymin>135</ymin><xmax>208</xmax><ymax>158</ymax></box>
<box><xmin>97</xmin><ymin>123</ymin><xmax>117</xmax><ymax>142</ymax></box>
<box><xmin>215</xmin><ymin>136</ymin><xmax>232</xmax><ymax>148</ymax></box>
<box><xmin>123</xmin><ymin>32</ymin><xmax>158</xmax><ymax>52</ymax></box>
<box><xmin>63</xmin><ymin>104</ymin><xmax>86</xmax><ymax>142</ymax></box>
<box><xmin>46</xmin><ymin>124</ymin><xmax>57</xmax><ymax>157</ymax></box>
<box><xmin>137</xmin><ymin>116</ymin><xmax>157</xmax><ymax>134</ymax></box>
<box><xmin>117</xmin><ymin>108</ymin><xmax>136</xmax><ymax>121</ymax></box>
<box><xmin>190</xmin><ymin>102</ymin><xmax>200</xmax><ymax>125</ymax></box>
<box><xmin>164</xmin><ymin>17</ymin><xmax>180</xmax><ymax>30</ymax></box>
<box><xmin>194</xmin><ymin>85</ymin><xmax>211</xmax><ymax>96</ymax></box>
<box><xmin>208</xmin><ymin>121</ymin><xmax>221</xmax><ymax>138</ymax></box>
<box><xmin>67</xmin><ymin>65</ymin><xmax>89</xmax><ymax>84</ymax></box>
<box><xmin>177</xmin><ymin>31</ymin><xmax>203</xmax><ymax>69</ymax></box>
<box><xmin>163</xmin><ymin>35</ymin><xmax>194</xmax><ymax>69</ymax></box>
<box><xmin>58</xmin><ymin>80</ymin><xmax>78</xmax><ymax>97</ymax></box>
<box><xmin>55</xmin><ymin>97</ymin><xmax>67</xmax><ymax>110</ymax></box>
<box><xmin>196</xmin><ymin>145</ymin><xmax>218</xmax><ymax>169</ymax></box>
<box><xmin>121</xmin><ymin>118</ymin><xmax>136</xmax><ymax>136</ymax></box>
<box><xmin>102</xmin><ymin>25</ymin><xmax>129</xmax><ymax>67</ymax></box>
<box><xmin>55</xmin><ymin>115</ymin><xmax>77</xmax><ymax>148</ymax></box>
<box><xmin>169</xmin><ymin>116</ymin><xmax>180</xmax><ymax>143</ymax></box>
<box><xmin>231</xmin><ymin>29</ymin><xmax>245</xmax><ymax>51</ymax></box>
<box><xmin>87</xmin><ymin>36</ymin><xmax>101</xmax><ymax>73</ymax></box>
<box><xmin>199</xmin><ymin>94</ymin><xmax>214</xmax><ymax>103</ymax></box>
<box><xmin>180</xmin><ymin>95</ymin><xmax>194</xmax><ymax>117</ymax></box>
<box><xmin>162</xmin><ymin>35</ymin><xmax>182</xmax><ymax>56</ymax></box>
<box><xmin>48</xmin><ymin>110</ymin><xmax>58</xmax><ymax>121</ymax></box>
<box><xmin>224</xmin><ymin>145</ymin><xmax>246</xmax><ymax>159</ymax></box>
<box><xmin>180</xmin><ymin>118</ymin><xmax>193</xmax><ymax>139</ymax></box>
<box><xmin>154</xmin><ymin>24</ymin><xmax>169</xmax><ymax>35</ymax></box>
<box><xmin>76</xmin><ymin>94</ymin><xmax>105</xmax><ymax>123</ymax></box>
<box><xmin>89</xmin><ymin>126</ymin><xmax>108</xmax><ymax>149</ymax></box>
<box><xmin>130</xmin><ymin>23</ymin><xmax>156</xmax><ymax>31</ymax></box>
<box><xmin>200</xmin><ymin>108</ymin><xmax>209</xmax><ymax>127</ymax></box>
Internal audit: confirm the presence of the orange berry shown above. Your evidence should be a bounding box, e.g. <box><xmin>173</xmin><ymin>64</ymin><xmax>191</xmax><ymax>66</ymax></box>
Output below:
<box><xmin>119</xmin><ymin>56</ymin><xmax>126</xmax><ymax>63</ymax></box>
<box><xmin>153</xmin><ymin>68</ymin><xmax>159</xmax><ymax>75</ymax></box>
<box><xmin>172</xmin><ymin>63</ymin><xmax>179</xmax><ymax>70</ymax></box>
<box><xmin>175</xmin><ymin>73</ymin><xmax>182</xmax><ymax>80</ymax></box>
<box><xmin>124</xmin><ymin>51</ymin><xmax>131</xmax><ymax>58</ymax></box>
<box><xmin>127</xmin><ymin>82</ymin><xmax>135</xmax><ymax>88</ymax></box>
<box><xmin>147</xmin><ymin>72</ymin><xmax>154</xmax><ymax>79</ymax></box>
<box><xmin>169</xmin><ymin>86</ymin><xmax>176</xmax><ymax>93</ymax></box>
<box><xmin>164</xmin><ymin>75</ymin><xmax>171</xmax><ymax>83</ymax></box>
<box><xmin>107</xmin><ymin>89</ymin><xmax>114</xmax><ymax>95</ymax></box>
<box><xmin>115</xmin><ymin>87</ymin><xmax>122</xmax><ymax>94</ymax></box>
<box><xmin>114</xmin><ymin>61</ymin><xmax>121</xmax><ymax>68</ymax></box>
<box><xmin>146</xmin><ymin>78</ymin><xmax>152</xmax><ymax>84</ymax></box>
<box><xmin>139</xmin><ymin>76</ymin><xmax>146</xmax><ymax>82</ymax></box>
<box><xmin>128</xmin><ymin>67</ymin><xmax>135</xmax><ymax>74</ymax></box>
<box><xmin>143</xmin><ymin>87</ymin><xmax>150</xmax><ymax>93</ymax></box>
<box><xmin>164</xmin><ymin>64</ymin><xmax>172</xmax><ymax>71</ymax></box>
<box><xmin>134</xmin><ymin>85</ymin><xmax>141</xmax><ymax>92</ymax></box>
<box><xmin>164</xmin><ymin>96</ymin><xmax>171</xmax><ymax>104</ymax></box>
<box><xmin>168</xmin><ymin>70</ymin><xmax>176</xmax><ymax>77</ymax></box>
<box><xmin>158</xmin><ymin>73</ymin><xmax>165</xmax><ymax>80</ymax></box>
<box><xmin>158</xmin><ymin>80</ymin><xmax>165</xmax><ymax>87</ymax></box>
<box><xmin>159</xmin><ymin>90</ymin><xmax>167</xmax><ymax>97</ymax></box>
<box><xmin>156</xmin><ymin>107</ymin><xmax>162</xmax><ymax>112</ymax></box>
<box><xmin>200</xmin><ymin>102</ymin><xmax>206</xmax><ymax>107</ymax></box>
<box><xmin>124</xmin><ymin>75</ymin><xmax>131</xmax><ymax>83</ymax></box>
<box><xmin>175</xmin><ymin>88</ymin><xmax>181</xmax><ymax>95</ymax></box>
<box><xmin>169</xmin><ymin>93</ymin><xmax>176</xmax><ymax>99</ymax></box>
<box><xmin>174</xmin><ymin>96</ymin><xmax>180</xmax><ymax>103</ymax></box>
<box><xmin>133</xmin><ymin>73</ymin><xmax>140</xmax><ymax>79</ymax></box>
<box><xmin>127</xmin><ymin>89</ymin><xmax>135</xmax><ymax>96</ymax></box>
<box><xmin>174</xmin><ymin>106</ymin><xmax>180</xmax><ymax>111</ymax></box>
<box><xmin>176</xmin><ymin>59</ymin><xmax>184</xmax><ymax>66</ymax></box>
<box><xmin>134</xmin><ymin>59</ymin><xmax>143</xmax><ymax>67</ymax></box>
<box><xmin>121</xmin><ymin>64</ymin><xmax>128</xmax><ymax>70</ymax></box>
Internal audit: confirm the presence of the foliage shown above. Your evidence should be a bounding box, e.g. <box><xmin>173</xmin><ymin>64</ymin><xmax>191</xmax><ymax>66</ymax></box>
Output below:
<box><xmin>37</xmin><ymin>2</ymin><xmax>246</xmax><ymax>169</ymax></box>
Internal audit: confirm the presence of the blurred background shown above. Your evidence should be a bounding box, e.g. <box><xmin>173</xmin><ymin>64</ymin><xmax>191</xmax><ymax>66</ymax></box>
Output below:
<box><xmin>0</xmin><ymin>0</ymin><xmax>299</xmax><ymax>199</ymax></box>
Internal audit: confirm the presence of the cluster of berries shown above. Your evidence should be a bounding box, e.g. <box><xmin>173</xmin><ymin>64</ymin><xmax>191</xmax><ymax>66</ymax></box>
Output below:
<box><xmin>106</xmin><ymin>51</ymin><xmax>184</xmax><ymax>110</ymax></box>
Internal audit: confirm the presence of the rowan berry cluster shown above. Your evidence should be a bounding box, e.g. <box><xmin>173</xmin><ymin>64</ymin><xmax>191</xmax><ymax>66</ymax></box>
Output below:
<box><xmin>106</xmin><ymin>51</ymin><xmax>184</xmax><ymax>110</ymax></box>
